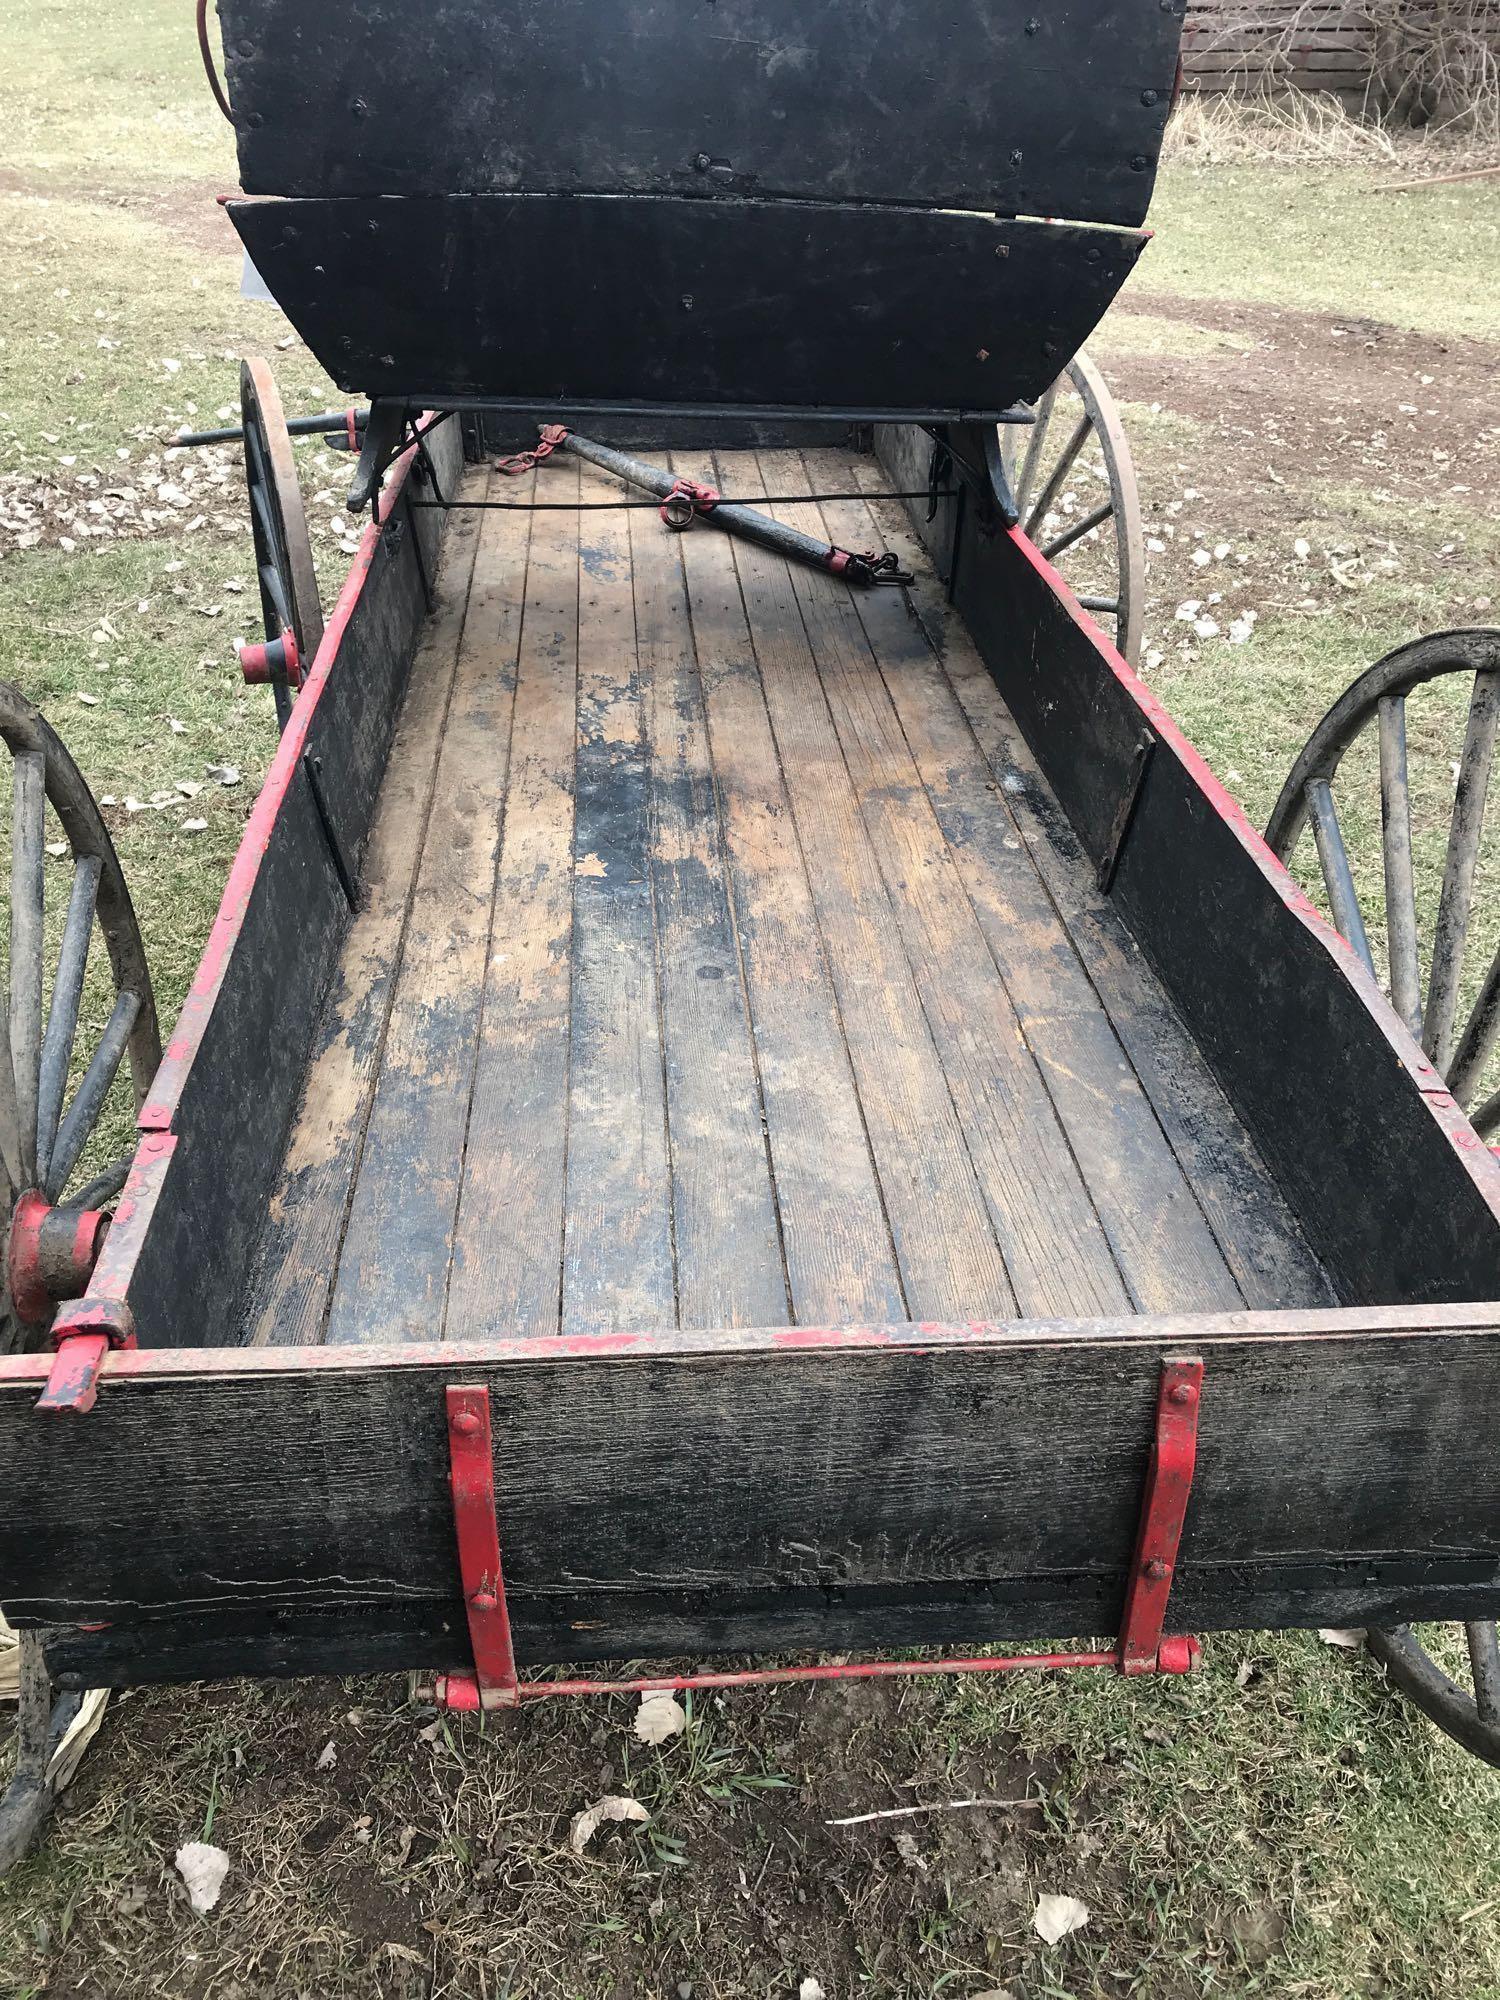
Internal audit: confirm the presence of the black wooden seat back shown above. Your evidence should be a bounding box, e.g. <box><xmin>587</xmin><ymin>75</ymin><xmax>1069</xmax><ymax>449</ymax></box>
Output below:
<box><xmin>218</xmin><ymin>0</ymin><xmax>1187</xmax><ymax>418</ymax></box>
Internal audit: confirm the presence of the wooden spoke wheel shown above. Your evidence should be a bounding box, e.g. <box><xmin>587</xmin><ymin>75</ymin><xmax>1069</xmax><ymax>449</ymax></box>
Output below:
<box><xmin>1003</xmin><ymin>349</ymin><xmax>1146</xmax><ymax>668</ymax></box>
<box><xmin>1266</xmin><ymin>627</ymin><xmax>1500</xmax><ymax>1763</ymax></box>
<box><xmin>0</xmin><ymin>685</ymin><xmax>160</xmax><ymax>1351</ymax></box>
<box><xmin>0</xmin><ymin>685</ymin><xmax>159</xmax><ymax>1870</ymax></box>
<box><xmin>240</xmin><ymin>357</ymin><xmax>324</xmax><ymax>731</ymax></box>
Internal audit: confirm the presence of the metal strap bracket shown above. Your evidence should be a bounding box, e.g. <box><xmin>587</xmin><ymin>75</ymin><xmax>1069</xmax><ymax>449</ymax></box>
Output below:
<box><xmin>438</xmin><ymin>1384</ymin><xmax>520</xmax><ymax>1712</ymax></box>
<box><xmin>435</xmin><ymin>1357</ymin><xmax>1203</xmax><ymax>1709</ymax></box>
<box><xmin>37</xmin><ymin>1298</ymin><xmax>137</xmax><ymax>1418</ymax></box>
<box><xmin>1118</xmin><ymin>1355</ymin><xmax>1204</xmax><ymax>1675</ymax></box>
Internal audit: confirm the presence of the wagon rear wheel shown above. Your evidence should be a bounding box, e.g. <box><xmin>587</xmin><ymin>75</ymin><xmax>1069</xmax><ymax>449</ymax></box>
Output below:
<box><xmin>240</xmin><ymin>357</ymin><xmax>324</xmax><ymax>731</ymax></box>
<box><xmin>0</xmin><ymin>685</ymin><xmax>161</xmax><ymax>1345</ymax></box>
<box><xmin>1267</xmin><ymin>627</ymin><xmax>1500</xmax><ymax>1763</ymax></box>
<box><xmin>1003</xmin><ymin>349</ymin><xmax>1146</xmax><ymax>668</ymax></box>
<box><xmin>0</xmin><ymin>686</ymin><xmax>158</xmax><ymax>1866</ymax></box>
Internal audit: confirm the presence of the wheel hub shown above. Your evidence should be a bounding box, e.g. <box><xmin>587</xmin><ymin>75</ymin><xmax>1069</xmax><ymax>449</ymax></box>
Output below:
<box><xmin>6</xmin><ymin>1189</ymin><xmax>110</xmax><ymax>1328</ymax></box>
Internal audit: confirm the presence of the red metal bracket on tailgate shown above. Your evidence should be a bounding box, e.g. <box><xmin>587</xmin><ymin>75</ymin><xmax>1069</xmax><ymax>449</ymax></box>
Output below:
<box><xmin>438</xmin><ymin>1384</ymin><xmax>520</xmax><ymax>1711</ymax></box>
<box><xmin>1118</xmin><ymin>1355</ymin><xmax>1204</xmax><ymax>1675</ymax></box>
<box><xmin>434</xmin><ymin>1358</ymin><xmax>1204</xmax><ymax>1709</ymax></box>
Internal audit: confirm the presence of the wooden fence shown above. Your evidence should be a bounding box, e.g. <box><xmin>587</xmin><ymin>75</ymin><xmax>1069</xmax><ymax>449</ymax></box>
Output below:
<box><xmin>1181</xmin><ymin>0</ymin><xmax>1375</xmax><ymax>101</ymax></box>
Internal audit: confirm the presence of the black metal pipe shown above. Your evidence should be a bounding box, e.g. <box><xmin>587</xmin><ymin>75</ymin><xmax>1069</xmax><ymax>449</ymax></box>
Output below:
<box><xmin>175</xmin><ymin>407</ymin><xmax>370</xmax><ymax>449</ymax></box>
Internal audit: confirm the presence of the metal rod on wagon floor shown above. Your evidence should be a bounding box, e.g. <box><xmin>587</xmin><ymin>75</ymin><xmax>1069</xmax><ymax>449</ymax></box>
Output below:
<box><xmin>519</xmin><ymin>427</ymin><xmax>910</xmax><ymax>587</ymax></box>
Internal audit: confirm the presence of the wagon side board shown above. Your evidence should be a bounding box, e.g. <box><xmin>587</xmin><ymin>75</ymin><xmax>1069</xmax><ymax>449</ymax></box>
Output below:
<box><xmin>227</xmin><ymin>197</ymin><xmax>1147</xmax><ymax>419</ymax></box>
<box><xmin>6</xmin><ymin>1310</ymin><xmax>1500</xmax><ymax>1688</ymax></box>
<box><xmin>122</xmin><ymin>423</ymin><xmax>461</xmax><ymax>1350</ymax></box>
<box><xmin>875</xmin><ymin>434</ymin><xmax>1500</xmax><ymax>1306</ymax></box>
<box><xmin>216</xmin><ymin>0</ymin><xmax>1184</xmax><ymax>227</ymax></box>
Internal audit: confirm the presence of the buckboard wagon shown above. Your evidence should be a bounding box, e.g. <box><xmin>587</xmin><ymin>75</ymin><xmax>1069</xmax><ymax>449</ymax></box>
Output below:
<box><xmin>6</xmin><ymin>0</ymin><xmax>1500</xmax><ymax>1864</ymax></box>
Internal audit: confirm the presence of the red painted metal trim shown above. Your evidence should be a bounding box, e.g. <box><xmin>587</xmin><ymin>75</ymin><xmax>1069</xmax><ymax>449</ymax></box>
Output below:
<box><xmin>440</xmin><ymin>1650</ymin><xmax>1121</xmax><ymax>1710</ymax></box>
<box><xmin>444</xmin><ymin>1385</ymin><xmax>519</xmax><ymax>1709</ymax></box>
<box><xmin>36</xmin><ymin>1335</ymin><xmax>113</xmax><ymax>1417</ymax></box>
<box><xmin>2</xmin><ymin>1300</ymin><xmax>1496</xmax><ymax>1395</ymax></box>
<box><xmin>38</xmin><ymin>1299</ymin><xmax>136</xmax><ymax>1416</ymax></box>
<box><xmin>1007</xmin><ymin>524</ymin><xmax>1500</xmax><ymax>1211</ymax></box>
<box><xmin>77</xmin><ymin>1133</ymin><xmax>175</xmax><ymax>1309</ymax></box>
<box><xmin>434</xmin><ymin>1357</ymin><xmax>1203</xmax><ymax>1710</ymax></box>
<box><xmin>1118</xmin><ymin>1356</ymin><xmax>1203</xmax><ymax>1673</ymax></box>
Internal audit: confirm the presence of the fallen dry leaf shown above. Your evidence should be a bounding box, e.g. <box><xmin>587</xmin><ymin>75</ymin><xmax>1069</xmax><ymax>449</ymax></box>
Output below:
<box><xmin>315</xmin><ymin>1739</ymin><xmax>337</xmax><ymax>1771</ymax></box>
<box><xmin>634</xmin><ymin>1692</ymin><xmax>687</xmax><ymax>1745</ymax></box>
<box><xmin>1318</xmin><ymin>1628</ymin><xmax>1365</xmax><ymax>1650</ymax></box>
<box><xmin>174</xmin><ymin>1841</ymin><xmax>230</xmax><ymax>1914</ymax></box>
<box><xmin>799</xmin><ymin>1981</ymin><xmax>826</xmax><ymax>2000</ymax></box>
<box><xmin>1034</xmin><ymin>1891</ymin><xmax>1090</xmax><ymax>1945</ymax></box>
<box><xmin>569</xmin><ymin>1793</ymin><xmax>650</xmax><ymax>1855</ymax></box>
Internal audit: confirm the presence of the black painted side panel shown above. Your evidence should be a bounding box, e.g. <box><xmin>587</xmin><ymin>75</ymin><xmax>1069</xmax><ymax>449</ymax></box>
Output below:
<box><xmin>217</xmin><ymin>0</ymin><xmax>1183</xmax><ymax>227</ymax></box>
<box><xmin>7</xmin><ymin>1317</ymin><xmax>1500</xmax><ymax>1683</ymax></box>
<box><xmin>228</xmin><ymin>195</ymin><xmax>1147</xmax><ymax>416</ymax></box>
<box><xmin>123</xmin><ymin>426</ymin><xmax>459</xmax><ymax>1349</ymax></box>
<box><xmin>927</xmin><ymin>505</ymin><xmax>1500</xmax><ymax>1306</ymax></box>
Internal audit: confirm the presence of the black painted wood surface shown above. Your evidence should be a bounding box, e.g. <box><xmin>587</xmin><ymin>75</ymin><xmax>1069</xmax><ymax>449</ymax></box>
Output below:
<box><xmin>123</xmin><ymin>423</ymin><xmax>460</xmax><ymax>1350</ymax></box>
<box><xmin>879</xmin><ymin>439</ymin><xmax>1500</xmax><ymax>1306</ymax></box>
<box><xmin>227</xmin><ymin>196</ymin><xmax>1147</xmax><ymax>416</ymax></box>
<box><xmin>8</xmin><ymin>1310</ymin><xmax>1500</xmax><ymax>1686</ymax></box>
<box><xmin>217</xmin><ymin>0</ymin><xmax>1184</xmax><ymax>227</ymax></box>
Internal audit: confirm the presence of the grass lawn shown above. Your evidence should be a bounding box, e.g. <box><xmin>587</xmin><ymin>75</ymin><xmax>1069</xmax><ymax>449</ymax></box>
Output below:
<box><xmin>3</xmin><ymin>7</ymin><xmax>1500</xmax><ymax>1996</ymax></box>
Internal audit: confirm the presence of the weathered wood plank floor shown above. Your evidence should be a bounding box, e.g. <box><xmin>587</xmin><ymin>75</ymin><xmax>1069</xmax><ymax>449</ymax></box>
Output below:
<box><xmin>243</xmin><ymin>449</ymin><xmax>1333</xmax><ymax>1345</ymax></box>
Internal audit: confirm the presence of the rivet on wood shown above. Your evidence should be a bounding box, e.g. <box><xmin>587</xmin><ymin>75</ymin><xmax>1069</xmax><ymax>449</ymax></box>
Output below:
<box><xmin>1144</xmin><ymin>1558</ymin><xmax>1170</xmax><ymax>1581</ymax></box>
<box><xmin>450</xmin><ymin>1410</ymin><xmax>481</xmax><ymax>1437</ymax></box>
<box><xmin>1169</xmin><ymin>1381</ymin><xmax>1197</xmax><ymax>1406</ymax></box>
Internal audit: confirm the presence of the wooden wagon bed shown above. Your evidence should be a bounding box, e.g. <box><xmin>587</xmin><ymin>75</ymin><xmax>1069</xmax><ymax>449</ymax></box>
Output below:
<box><xmin>243</xmin><ymin>450</ymin><xmax>1331</xmax><ymax>1350</ymax></box>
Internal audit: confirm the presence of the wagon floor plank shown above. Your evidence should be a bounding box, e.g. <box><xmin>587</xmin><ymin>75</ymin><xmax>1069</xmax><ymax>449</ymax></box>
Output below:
<box><xmin>249</xmin><ymin>447</ymin><xmax>1331</xmax><ymax>1341</ymax></box>
<box><xmin>322</xmin><ymin>473</ymin><xmax>533</xmax><ymax>1343</ymax></box>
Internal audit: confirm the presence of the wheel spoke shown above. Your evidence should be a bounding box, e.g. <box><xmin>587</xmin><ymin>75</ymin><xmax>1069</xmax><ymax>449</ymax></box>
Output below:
<box><xmin>259</xmin><ymin>559</ymin><xmax>293</xmax><ymax>632</ymax></box>
<box><xmin>1014</xmin><ymin>381</ymin><xmax>1058</xmax><ymax>519</ymax></box>
<box><xmin>44</xmin><ymin>989</ymin><xmax>140</xmax><ymax>1203</ymax></box>
<box><xmin>9</xmin><ymin>750</ymin><xmax>46</xmax><ymax>1186</ymax></box>
<box><xmin>0</xmin><ymin>1025</ymin><xmax>20</xmax><ymax>1199</ymax></box>
<box><xmin>1042</xmin><ymin>498</ymin><xmax>1113</xmax><ymax>564</ymax></box>
<box><xmin>36</xmin><ymin>854</ymin><xmax>101</xmax><ymax>1187</ymax></box>
<box><xmin>1468</xmin><ymin>1622</ymin><xmax>1500</xmax><ymax>1724</ymax></box>
<box><xmin>1076</xmin><ymin>596</ymin><xmax>1121</xmax><ymax>616</ymax></box>
<box><xmin>1376</xmin><ymin>694</ymin><xmax>1423</xmax><ymax>1037</ymax></box>
<box><xmin>1472</xmin><ymin>1083</ymin><xmax>1500</xmax><ymax>1140</ymax></box>
<box><xmin>1023</xmin><ymin>413</ymin><xmax>1092</xmax><ymax>540</ymax></box>
<box><xmin>1306</xmin><ymin>777</ymin><xmax>1375</xmax><ymax>976</ymax></box>
<box><xmin>59</xmin><ymin>1155</ymin><xmax>132</xmax><ymax>1211</ymax></box>
<box><xmin>1425</xmin><ymin>670</ymin><xmax>1500</xmax><ymax>1074</ymax></box>
<box><xmin>1450</xmin><ymin>946</ymin><xmax>1500</xmax><ymax>1110</ymax></box>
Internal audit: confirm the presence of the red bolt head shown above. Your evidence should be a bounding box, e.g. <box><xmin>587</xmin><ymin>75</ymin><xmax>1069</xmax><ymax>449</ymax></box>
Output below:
<box><xmin>1144</xmin><ymin>1557</ymin><xmax>1171</xmax><ymax>1582</ymax></box>
<box><xmin>1168</xmin><ymin>1381</ymin><xmax>1197</xmax><ymax>1406</ymax></box>
<box><xmin>450</xmin><ymin>1409</ymin><xmax>481</xmax><ymax>1438</ymax></box>
<box><xmin>470</xmin><ymin>1589</ymin><xmax>498</xmax><ymax>1612</ymax></box>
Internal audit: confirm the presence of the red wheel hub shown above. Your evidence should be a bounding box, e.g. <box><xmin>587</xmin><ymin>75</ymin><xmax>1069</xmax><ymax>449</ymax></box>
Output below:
<box><xmin>8</xmin><ymin>1190</ymin><xmax>111</xmax><ymax>1326</ymax></box>
<box><xmin>238</xmin><ymin>627</ymin><xmax>302</xmax><ymax>688</ymax></box>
